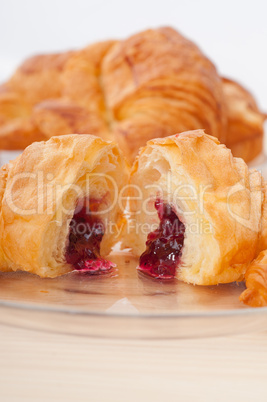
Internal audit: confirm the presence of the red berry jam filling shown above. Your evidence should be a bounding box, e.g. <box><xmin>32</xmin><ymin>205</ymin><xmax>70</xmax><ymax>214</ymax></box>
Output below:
<box><xmin>65</xmin><ymin>199</ymin><xmax>115</xmax><ymax>273</ymax></box>
<box><xmin>138</xmin><ymin>199</ymin><xmax>185</xmax><ymax>279</ymax></box>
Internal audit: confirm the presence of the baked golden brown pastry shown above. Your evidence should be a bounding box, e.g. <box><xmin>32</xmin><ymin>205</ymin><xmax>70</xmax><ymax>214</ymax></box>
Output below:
<box><xmin>126</xmin><ymin>129</ymin><xmax>266</xmax><ymax>285</ymax></box>
<box><xmin>240</xmin><ymin>250</ymin><xmax>267</xmax><ymax>307</ymax></box>
<box><xmin>239</xmin><ymin>181</ymin><xmax>267</xmax><ymax>306</ymax></box>
<box><xmin>0</xmin><ymin>134</ymin><xmax>128</xmax><ymax>277</ymax></box>
<box><xmin>0</xmin><ymin>27</ymin><xmax>264</xmax><ymax>162</ymax></box>
<box><xmin>0</xmin><ymin>52</ymin><xmax>74</xmax><ymax>148</ymax></box>
<box><xmin>222</xmin><ymin>78</ymin><xmax>266</xmax><ymax>162</ymax></box>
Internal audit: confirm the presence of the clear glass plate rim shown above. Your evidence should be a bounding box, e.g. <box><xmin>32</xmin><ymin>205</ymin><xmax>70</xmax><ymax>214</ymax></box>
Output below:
<box><xmin>1</xmin><ymin>298</ymin><xmax>267</xmax><ymax>319</ymax></box>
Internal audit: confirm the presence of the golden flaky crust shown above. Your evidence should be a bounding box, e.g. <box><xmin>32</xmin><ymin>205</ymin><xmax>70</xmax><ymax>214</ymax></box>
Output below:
<box><xmin>239</xmin><ymin>250</ymin><xmax>267</xmax><ymax>307</ymax></box>
<box><xmin>127</xmin><ymin>129</ymin><xmax>266</xmax><ymax>286</ymax></box>
<box><xmin>101</xmin><ymin>27</ymin><xmax>226</xmax><ymax>160</ymax></box>
<box><xmin>239</xmin><ymin>182</ymin><xmax>267</xmax><ymax>307</ymax></box>
<box><xmin>0</xmin><ymin>134</ymin><xmax>128</xmax><ymax>277</ymax></box>
<box><xmin>222</xmin><ymin>78</ymin><xmax>265</xmax><ymax>162</ymax></box>
<box><xmin>0</xmin><ymin>27</ymin><xmax>264</xmax><ymax>162</ymax></box>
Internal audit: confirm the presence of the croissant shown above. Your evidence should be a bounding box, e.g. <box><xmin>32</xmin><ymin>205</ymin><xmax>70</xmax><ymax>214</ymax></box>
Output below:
<box><xmin>0</xmin><ymin>27</ymin><xmax>265</xmax><ymax>163</ymax></box>
<box><xmin>239</xmin><ymin>250</ymin><xmax>267</xmax><ymax>307</ymax></box>
<box><xmin>126</xmin><ymin>129</ymin><xmax>266</xmax><ymax>285</ymax></box>
<box><xmin>0</xmin><ymin>134</ymin><xmax>128</xmax><ymax>277</ymax></box>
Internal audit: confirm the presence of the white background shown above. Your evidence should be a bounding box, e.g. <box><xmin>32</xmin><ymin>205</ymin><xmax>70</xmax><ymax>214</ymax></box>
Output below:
<box><xmin>0</xmin><ymin>0</ymin><xmax>266</xmax><ymax>111</ymax></box>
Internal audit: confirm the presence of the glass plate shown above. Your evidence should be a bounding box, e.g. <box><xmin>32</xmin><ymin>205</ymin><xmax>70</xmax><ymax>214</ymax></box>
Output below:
<box><xmin>0</xmin><ymin>150</ymin><xmax>267</xmax><ymax>339</ymax></box>
<box><xmin>0</xmin><ymin>252</ymin><xmax>267</xmax><ymax>339</ymax></box>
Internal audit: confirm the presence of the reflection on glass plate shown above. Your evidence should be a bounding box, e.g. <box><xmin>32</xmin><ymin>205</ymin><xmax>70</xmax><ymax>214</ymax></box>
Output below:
<box><xmin>0</xmin><ymin>253</ymin><xmax>267</xmax><ymax>339</ymax></box>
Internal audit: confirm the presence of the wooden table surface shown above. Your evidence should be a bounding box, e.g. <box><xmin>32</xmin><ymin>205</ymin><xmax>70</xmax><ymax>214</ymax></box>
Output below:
<box><xmin>1</xmin><ymin>323</ymin><xmax>267</xmax><ymax>402</ymax></box>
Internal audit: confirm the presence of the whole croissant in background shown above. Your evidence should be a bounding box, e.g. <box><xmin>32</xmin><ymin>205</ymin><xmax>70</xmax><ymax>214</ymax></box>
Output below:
<box><xmin>0</xmin><ymin>27</ymin><xmax>265</xmax><ymax>163</ymax></box>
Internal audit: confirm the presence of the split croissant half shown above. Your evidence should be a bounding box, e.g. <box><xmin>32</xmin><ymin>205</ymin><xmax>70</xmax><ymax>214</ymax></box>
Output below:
<box><xmin>0</xmin><ymin>134</ymin><xmax>128</xmax><ymax>277</ymax></box>
<box><xmin>127</xmin><ymin>130</ymin><xmax>267</xmax><ymax>288</ymax></box>
<box><xmin>0</xmin><ymin>130</ymin><xmax>267</xmax><ymax>307</ymax></box>
<box><xmin>0</xmin><ymin>27</ymin><xmax>265</xmax><ymax>163</ymax></box>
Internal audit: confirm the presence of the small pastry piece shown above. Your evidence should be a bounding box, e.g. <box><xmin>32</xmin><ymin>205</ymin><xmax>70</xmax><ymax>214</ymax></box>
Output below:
<box><xmin>240</xmin><ymin>183</ymin><xmax>267</xmax><ymax>306</ymax></box>
<box><xmin>222</xmin><ymin>78</ymin><xmax>266</xmax><ymax>163</ymax></box>
<box><xmin>127</xmin><ymin>129</ymin><xmax>265</xmax><ymax>285</ymax></box>
<box><xmin>0</xmin><ymin>134</ymin><xmax>128</xmax><ymax>277</ymax></box>
<box><xmin>239</xmin><ymin>250</ymin><xmax>267</xmax><ymax>307</ymax></box>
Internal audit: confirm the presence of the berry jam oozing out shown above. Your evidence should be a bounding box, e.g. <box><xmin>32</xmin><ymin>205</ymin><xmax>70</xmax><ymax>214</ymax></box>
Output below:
<box><xmin>65</xmin><ymin>199</ymin><xmax>115</xmax><ymax>273</ymax></box>
<box><xmin>138</xmin><ymin>199</ymin><xmax>185</xmax><ymax>279</ymax></box>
